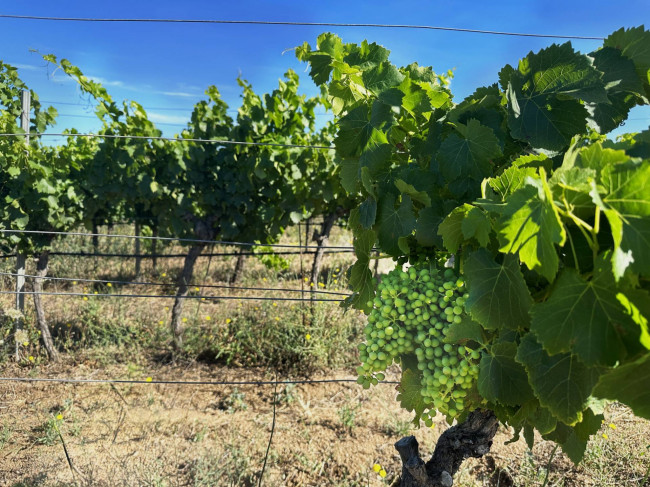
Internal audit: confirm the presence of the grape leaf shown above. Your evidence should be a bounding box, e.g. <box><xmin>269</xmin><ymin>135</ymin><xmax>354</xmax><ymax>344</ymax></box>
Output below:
<box><xmin>604</xmin><ymin>26</ymin><xmax>650</xmax><ymax>99</ymax></box>
<box><xmin>531</xmin><ymin>266</ymin><xmax>635</xmax><ymax>366</ymax></box>
<box><xmin>593</xmin><ymin>159</ymin><xmax>650</xmax><ymax>277</ymax></box>
<box><xmin>438</xmin><ymin>203</ymin><xmax>473</xmax><ymax>253</ymax></box>
<box><xmin>359</xmin><ymin>197</ymin><xmax>377</xmax><ymax>229</ymax></box>
<box><xmin>516</xmin><ymin>333</ymin><xmax>601</xmax><ymax>425</ymax></box>
<box><xmin>443</xmin><ymin>316</ymin><xmax>484</xmax><ymax>345</ymax></box>
<box><xmin>437</xmin><ymin>119</ymin><xmax>502</xmax><ymax>182</ymax></box>
<box><xmin>461</xmin><ymin>206</ymin><xmax>491</xmax><ymax>247</ymax></box>
<box><xmin>464</xmin><ymin>249</ymin><xmax>533</xmax><ymax>331</ymax></box>
<box><xmin>593</xmin><ymin>352</ymin><xmax>650</xmax><ymax>420</ymax></box>
<box><xmin>491</xmin><ymin>174</ymin><xmax>565</xmax><ymax>282</ymax></box>
<box><xmin>544</xmin><ymin>408</ymin><xmax>603</xmax><ymax>464</ymax></box>
<box><xmin>335</xmin><ymin>105</ymin><xmax>387</xmax><ymax>157</ymax></box>
<box><xmin>376</xmin><ymin>194</ymin><xmax>416</xmax><ymax>256</ymax></box>
<box><xmin>488</xmin><ymin>154</ymin><xmax>551</xmax><ymax>198</ymax></box>
<box><xmin>478</xmin><ymin>341</ymin><xmax>534</xmax><ymax>406</ymax></box>
<box><xmin>616</xmin><ymin>289</ymin><xmax>650</xmax><ymax>350</ymax></box>
<box><xmin>397</xmin><ymin>363</ymin><xmax>427</xmax><ymax>423</ymax></box>
<box><xmin>504</xmin><ymin>42</ymin><xmax>605</xmax><ymax>150</ymax></box>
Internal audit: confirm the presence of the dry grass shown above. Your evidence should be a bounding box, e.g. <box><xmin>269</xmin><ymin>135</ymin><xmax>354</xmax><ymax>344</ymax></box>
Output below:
<box><xmin>0</xmin><ymin>224</ymin><xmax>648</xmax><ymax>486</ymax></box>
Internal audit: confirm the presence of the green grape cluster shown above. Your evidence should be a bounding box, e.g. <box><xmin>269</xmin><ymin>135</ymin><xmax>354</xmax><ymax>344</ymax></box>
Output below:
<box><xmin>356</xmin><ymin>261</ymin><xmax>480</xmax><ymax>423</ymax></box>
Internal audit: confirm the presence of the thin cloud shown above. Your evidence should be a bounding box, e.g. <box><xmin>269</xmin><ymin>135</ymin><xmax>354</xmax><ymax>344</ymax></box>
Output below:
<box><xmin>147</xmin><ymin>112</ymin><xmax>188</xmax><ymax>125</ymax></box>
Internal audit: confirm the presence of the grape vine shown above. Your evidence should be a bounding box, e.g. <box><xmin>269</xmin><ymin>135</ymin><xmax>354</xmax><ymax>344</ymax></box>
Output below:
<box><xmin>297</xmin><ymin>25</ymin><xmax>650</xmax><ymax>469</ymax></box>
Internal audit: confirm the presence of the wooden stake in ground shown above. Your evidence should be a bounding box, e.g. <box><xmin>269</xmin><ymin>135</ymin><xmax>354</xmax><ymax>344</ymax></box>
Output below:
<box><xmin>14</xmin><ymin>89</ymin><xmax>30</xmax><ymax>362</ymax></box>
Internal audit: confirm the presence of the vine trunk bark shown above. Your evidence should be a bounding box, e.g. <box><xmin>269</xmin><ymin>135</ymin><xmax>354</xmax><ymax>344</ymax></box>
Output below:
<box><xmin>151</xmin><ymin>227</ymin><xmax>158</xmax><ymax>273</ymax></box>
<box><xmin>230</xmin><ymin>247</ymin><xmax>246</xmax><ymax>285</ymax></box>
<box><xmin>170</xmin><ymin>243</ymin><xmax>205</xmax><ymax>349</ymax></box>
<box><xmin>134</xmin><ymin>221</ymin><xmax>141</xmax><ymax>277</ymax></box>
<box><xmin>32</xmin><ymin>250</ymin><xmax>59</xmax><ymax>362</ymax></box>
<box><xmin>310</xmin><ymin>212</ymin><xmax>338</xmax><ymax>289</ymax></box>
<box><xmin>394</xmin><ymin>409</ymin><xmax>498</xmax><ymax>487</ymax></box>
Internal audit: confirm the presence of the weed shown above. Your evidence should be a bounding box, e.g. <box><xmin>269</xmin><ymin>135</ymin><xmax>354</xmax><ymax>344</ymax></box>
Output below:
<box><xmin>191</xmin><ymin>447</ymin><xmax>257</xmax><ymax>487</ymax></box>
<box><xmin>218</xmin><ymin>389</ymin><xmax>248</xmax><ymax>414</ymax></box>
<box><xmin>338</xmin><ymin>400</ymin><xmax>361</xmax><ymax>433</ymax></box>
<box><xmin>35</xmin><ymin>414</ymin><xmax>63</xmax><ymax>446</ymax></box>
<box><xmin>0</xmin><ymin>422</ymin><xmax>14</xmax><ymax>450</ymax></box>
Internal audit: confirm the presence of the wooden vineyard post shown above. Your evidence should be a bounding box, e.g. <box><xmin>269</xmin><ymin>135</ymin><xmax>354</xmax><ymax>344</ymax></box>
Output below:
<box><xmin>14</xmin><ymin>90</ymin><xmax>30</xmax><ymax>361</ymax></box>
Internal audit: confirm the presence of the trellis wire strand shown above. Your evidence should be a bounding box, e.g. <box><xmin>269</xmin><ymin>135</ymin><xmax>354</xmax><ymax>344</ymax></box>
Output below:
<box><xmin>0</xmin><ymin>271</ymin><xmax>352</xmax><ymax>296</ymax></box>
<box><xmin>0</xmin><ymin>15</ymin><xmax>605</xmax><ymax>40</ymax></box>
<box><xmin>0</xmin><ymin>229</ymin><xmax>356</xmax><ymax>250</ymax></box>
<box><xmin>0</xmin><ymin>132</ymin><xmax>335</xmax><ymax>150</ymax></box>
<box><xmin>0</xmin><ymin>290</ymin><xmax>342</xmax><ymax>302</ymax></box>
<box><xmin>0</xmin><ymin>376</ymin><xmax>399</xmax><ymax>386</ymax></box>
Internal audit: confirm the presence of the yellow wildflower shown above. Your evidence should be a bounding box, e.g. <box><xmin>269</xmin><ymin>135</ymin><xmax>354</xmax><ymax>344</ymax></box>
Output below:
<box><xmin>161</xmin><ymin>273</ymin><xmax>167</xmax><ymax>277</ymax></box>
<box><xmin>195</xmin><ymin>287</ymin><xmax>200</xmax><ymax>292</ymax></box>
<box><xmin>272</xmin><ymin>302</ymin><xmax>277</xmax><ymax>307</ymax></box>
<box><xmin>318</xmin><ymin>282</ymin><xmax>325</xmax><ymax>288</ymax></box>
<box><xmin>310</xmin><ymin>282</ymin><xmax>314</xmax><ymax>287</ymax></box>
<box><xmin>602</xmin><ymin>433</ymin><xmax>609</xmax><ymax>439</ymax></box>
<box><xmin>334</xmin><ymin>279</ymin><xmax>338</xmax><ymax>284</ymax></box>
<box><xmin>608</xmin><ymin>423</ymin><xmax>617</xmax><ymax>430</ymax></box>
<box><xmin>225</xmin><ymin>318</ymin><xmax>231</xmax><ymax>324</ymax></box>
<box><xmin>182</xmin><ymin>317</ymin><xmax>188</xmax><ymax>323</ymax></box>
<box><xmin>158</xmin><ymin>321</ymin><xmax>164</xmax><ymax>325</ymax></box>
<box><xmin>22</xmin><ymin>341</ymin><xmax>28</xmax><ymax>347</ymax></box>
<box><xmin>263</xmin><ymin>277</ymin><xmax>267</xmax><ymax>282</ymax></box>
<box><xmin>275</xmin><ymin>317</ymin><xmax>280</xmax><ymax>321</ymax></box>
<box><xmin>83</xmin><ymin>297</ymin><xmax>88</xmax><ymax>301</ymax></box>
<box><xmin>56</xmin><ymin>414</ymin><xmax>63</xmax><ymax>420</ymax></box>
<box><xmin>373</xmin><ymin>464</ymin><xmax>381</xmax><ymax>472</ymax></box>
<box><xmin>164</xmin><ymin>306</ymin><xmax>169</xmax><ymax>311</ymax></box>
<box><xmin>28</xmin><ymin>355</ymin><xmax>34</xmax><ymax>362</ymax></box>
<box><xmin>205</xmin><ymin>316</ymin><xmax>211</xmax><ymax>321</ymax></box>
<box><xmin>379</xmin><ymin>469</ymin><xmax>387</xmax><ymax>478</ymax></box>
<box><xmin>106</xmin><ymin>282</ymin><xmax>112</xmax><ymax>288</ymax></box>
<box><xmin>305</xmin><ymin>334</ymin><xmax>311</xmax><ymax>340</ymax></box>
<box><xmin>145</xmin><ymin>377</ymin><xmax>153</xmax><ymax>382</ymax></box>
<box><xmin>72</xmin><ymin>281</ymin><xmax>77</xmax><ymax>285</ymax></box>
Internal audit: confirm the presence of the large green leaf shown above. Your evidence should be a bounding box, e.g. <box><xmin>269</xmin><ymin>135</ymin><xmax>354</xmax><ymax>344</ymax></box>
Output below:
<box><xmin>376</xmin><ymin>194</ymin><xmax>416</xmax><ymax>255</ymax></box>
<box><xmin>491</xmin><ymin>175</ymin><xmax>566</xmax><ymax>282</ymax></box>
<box><xmin>397</xmin><ymin>355</ymin><xmax>428</xmax><ymax>423</ymax></box>
<box><xmin>464</xmin><ymin>249</ymin><xmax>533</xmax><ymax>331</ymax></box>
<box><xmin>488</xmin><ymin>154</ymin><xmax>550</xmax><ymax>198</ymax></box>
<box><xmin>504</xmin><ymin>42</ymin><xmax>605</xmax><ymax>150</ymax></box>
<box><xmin>335</xmin><ymin>105</ymin><xmax>387</xmax><ymax>157</ymax></box>
<box><xmin>516</xmin><ymin>333</ymin><xmax>601</xmax><ymax>425</ymax></box>
<box><xmin>437</xmin><ymin>119</ymin><xmax>502</xmax><ymax>182</ymax></box>
<box><xmin>531</xmin><ymin>266</ymin><xmax>637</xmax><ymax>366</ymax></box>
<box><xmin>593</xmin><ymin>159</ymin><xmax>650</xmax><ymax>277</ymax></box>
<box><xmin>604</xmin><ymin>26</ymin><xmax>650</xmax><ymax>99</ymax></box>
<box><xmin>362</xmin><ymin>61</ymin><xmax>405</xmax><ymax>95</ymax></box>
<box><xmin>478</xmin><ymin>341</ymin><xmax>534</xmax><ymax>406</ymax></box>
<box><xmin>438</xmin><ymin>203</ymin><xmax>473</xmax><ymax>253</ymax></box>
<box><xmin>544</xmin><ymin>408</ymin><xmax>603</xmax><ymax>464</ymax></box>
<box><xmin>593</xmin><ymin>352</ymin><xmax>650</xmax><ymax>420</ymax></box>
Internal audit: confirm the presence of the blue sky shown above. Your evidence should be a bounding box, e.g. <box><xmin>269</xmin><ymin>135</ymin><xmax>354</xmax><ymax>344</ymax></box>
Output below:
<box><xmin>1</xmin><ymin>1</ymin><xmax>649</xmax><ymax>138</ymax></box>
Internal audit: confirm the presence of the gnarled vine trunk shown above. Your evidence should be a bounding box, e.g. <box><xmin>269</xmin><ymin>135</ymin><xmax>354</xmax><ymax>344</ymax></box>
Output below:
<box><xmin>32</xmin><ymin>250</ymin><xmax>59</xmax><ymax>361</ymax></box>
<box><xmin>230</xmin><ymin>247</ymin><xmax>246</xmax><ymax>285</ymax></box>
<box><xmin>310</xmin><ymin>212</ymin><xmax>338</xmax><ymax>288</ymax></box>
<box><xmin>395</xmin><ymin>409</ymin><xmax>498</xmax><ymax>487</ymax></box>
<box><xmin>170</xmin><ymin>243</ymin><xmax>205</xmax><ymax>349</ymax></box>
